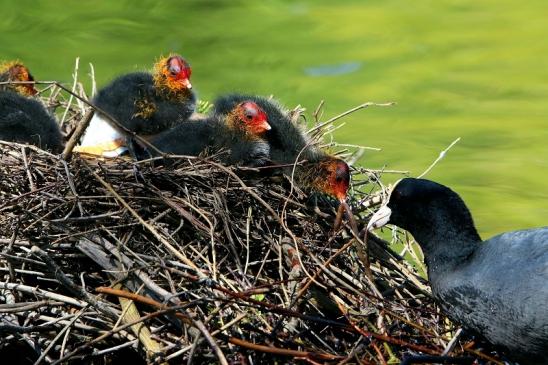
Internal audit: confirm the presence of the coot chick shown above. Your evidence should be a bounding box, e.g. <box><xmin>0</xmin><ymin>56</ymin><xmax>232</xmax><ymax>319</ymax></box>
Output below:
<box><xmin>93</xmin><ymin>54</ymin><xmax>196</xmax><ymax>134</ymax></box>
<box><xmin>0</xmin><ymin>61</ymin><xmax>38</xmax><ymax>96</ymax></box>
<box><xmin>367</xmin><ymin>178</ymin><xmax>548</xmax><ymax>364</ymax></box>
<box><xmin>140</xmin><ymin>101</ymin><xmax>271</xmax><ymax>166</ymax></box>
<box><xmin>0</xmin><ymin>62</ymin><xmax>63</xmax><ymax>153</ymax></box>
<box><xmin>213</xmin><ymin>94</ymin><xmax>350</xmax><ymax>201</ymax></box>
<box><xmin>78</xmin><ymin>55</ymin><xmax>196</xmax><ymax>157</ymax></box>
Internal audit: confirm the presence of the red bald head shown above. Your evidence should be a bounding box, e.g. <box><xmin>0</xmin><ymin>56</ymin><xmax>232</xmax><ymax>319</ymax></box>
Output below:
<box><xmin>154</xmin><ymin>54</ymin><xmax>192</xmax><ymax>93</ymax></box>
<box><xmin>166</xmin><ymin>55</ymin><xmax>192</xmax><ymax>89</ymax></box>
<box><xmin>312</xmin><ymin>158</ymin><xmax>350</xmax><ymax>201</ymax></box>
<box><xmin>234</xmin><ymin>101</ymin><xmax>271</xmax><ymax>135</ymax></box>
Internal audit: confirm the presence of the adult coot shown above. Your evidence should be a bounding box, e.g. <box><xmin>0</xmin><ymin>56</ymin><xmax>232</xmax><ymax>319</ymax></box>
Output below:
<box><xmin>78</xmin><ymin>54</ymin><xmax>196</xmax><ymax>156</ymax></box>
<box><xmin>367</xmin><ymin>178</ymin><xmax>548</xmax><ymax>364</ymax></box>
<box><xmin>0</xmin><ymin>62</ymin><xmax>64</xmax><ymax>153</ymax></box>
<box><xmin>213</xmin><ymin>94</ymin><xmax>350</xmax><ymax>201</ymax></box>
<box><xmin>138</xmin><ymin>101</ymin><xmax>271</xmax><ymax>166</ymax></box>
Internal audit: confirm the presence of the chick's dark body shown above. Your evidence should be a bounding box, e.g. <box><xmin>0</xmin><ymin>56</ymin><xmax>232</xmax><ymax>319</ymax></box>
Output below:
<box><xmin>0</xmin><ymin>91</ymin><xmax>63</xmax><ymax>153</ymax></box>
<box><xmin>93</xmin><ymin>72</ymin><xmax>196</xmax><ymax>135</ymax></box>
<box><xmin>146</xmin><ymin>116</ymin><xmax>270</xmax><ymax>167</ymax></box>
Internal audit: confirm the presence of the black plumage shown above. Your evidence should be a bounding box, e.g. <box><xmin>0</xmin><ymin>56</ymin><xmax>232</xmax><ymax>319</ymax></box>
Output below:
<box><xmin>134</xmin><ymin>101</ymin><xmax>271</xmax><ymax>167</ymax></box>
<box><xmin>213</xmin><ymin>94</ymin><xmax>350</xmax><ymax>201</ymax></box>
<box><xmin>0</xmin><ymin>91</ymin><xmax>63</xmax><ymax>153</ymax></box>
<box><xmin>93</xmin><ymin>55</ymin><xmax>196</xmax><ymax>135</ymax></box>
<box><xmin>368</xmin><ymin>178</ymin><xmax>548</xmax><ymax>364</ymax></box>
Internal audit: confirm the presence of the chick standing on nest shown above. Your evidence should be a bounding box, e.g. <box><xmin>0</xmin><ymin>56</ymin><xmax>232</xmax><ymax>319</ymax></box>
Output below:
<box><xmin>78</xmin><ymin>54</ymin><xmax>196</xmax><ymax>157</ymax></box>
<box><xmin>133</xmin><ymin>101</ymin><xmax>271</xmax><ymax>167</ymax></box>
<box><xmin>213</xmin><ymin>94</ymin><xmax>350</xmax><ymax>201</ymax></box>
<box><xmin>0</xmin><ymin>61</ymin><xmax>64</xmax><ymax>153</ymax></box>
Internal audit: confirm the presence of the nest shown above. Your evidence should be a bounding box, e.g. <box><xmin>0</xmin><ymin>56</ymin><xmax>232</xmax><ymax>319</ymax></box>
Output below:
<box><xmin>0</xmin><ymin>73</ymin><xmax>507</xmax><ymax>364</ymax></box>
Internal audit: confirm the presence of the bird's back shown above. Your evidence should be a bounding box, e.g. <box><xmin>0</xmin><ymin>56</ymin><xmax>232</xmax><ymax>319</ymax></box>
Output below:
<box><xmin>148</xmin><ymin>119</ymin><xmax>216</xmax><ymax>157</ymax></box>
<box><xmin>146</xmin><ymin>115</ymin><xmax>269</xmax><ymax>167</ymax></box>
<box><xmin>93</xmin><ymin>72</ymin><xmax>195</xmax><ymax>135</ymax></box>
<box><xmin>432</xmin><ymin>227</ymin><xmax>548</xmax><ymax>362</ymax></box>
<box><xmin>93</xmin><ymin>72</ymin><xmax>154</xmax><ymax>120</ymax></box>
<box><xmin>0</xmin><ymin>91</ymin><xmax>63</xmax><ymax>152</ymax></box>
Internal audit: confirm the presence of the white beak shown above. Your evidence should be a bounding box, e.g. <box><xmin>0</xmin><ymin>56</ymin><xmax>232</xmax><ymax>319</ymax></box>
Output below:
<box><xmin>367</xmin><ymin>205</ymin><xmax>392</xmax><ymax>231</ymax></box>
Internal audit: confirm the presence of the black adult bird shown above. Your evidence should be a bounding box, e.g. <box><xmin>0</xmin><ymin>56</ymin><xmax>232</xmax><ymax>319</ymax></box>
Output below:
<box><xmin>92</xmin><ymin>54</ymin><xmax>196</xmax><ymax>135</ymax></box>
<box><xmin>137</xmin><ymin>101</ymin><xmax>271</xmax><ymax>166</ymax></box>
<box><xmin>213</xmin><ymin>94</ymin><xmax>350</xmax><ymax>201</ymax></box>
<box><xmin>0</xmin><ymin>62</ymin><xmax>63</xmax><ymax>153</ymax></box>
<box><xmin>367</xmin><ymin>178</ymin><xmax>548</xmax><ymax>364</ymax></box>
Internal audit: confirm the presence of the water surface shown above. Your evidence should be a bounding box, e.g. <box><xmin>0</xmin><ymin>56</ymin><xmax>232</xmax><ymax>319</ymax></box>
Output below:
<box><xmin>1</xmin><ymin>0</ymin><xmax>547</xmax><ymax>237</ymax></box>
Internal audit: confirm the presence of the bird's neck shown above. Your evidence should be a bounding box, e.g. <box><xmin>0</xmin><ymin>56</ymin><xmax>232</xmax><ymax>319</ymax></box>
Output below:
<box><xmin>293</xmin><ymin>162</ymin><xmax>319</xmax><ymax>186</ymax></box>
<box><xmin>153</xmin><ymin>76</ymin><xmax>191</xmax><ymax>101</ymax></box>
<box><xmin>225</xmin><ymin>115</ymin><xmax>256</xmax><ymax>141</ymax></box>
<box><xmin>412</xmin><ymin>218</ymin><xmax>481</xmax><ymax>274</ymax></box>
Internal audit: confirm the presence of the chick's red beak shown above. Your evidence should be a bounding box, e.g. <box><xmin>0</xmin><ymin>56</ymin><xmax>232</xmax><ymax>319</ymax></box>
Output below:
<box><xmin>332</xmin><ymin>160</ymin><xmax>350</xmax><ymax>202</ymax></box>
<box><xmin>255</xmin><ymin>110</ymin><xmax>271</xmax><ymax>133</ymax></box>
<box><xmin>334</xmin><ymin>184</ymin><xmax>349</xmax><ymax>202</ymax></box>
<box><xmin>250</xmin><ymin>119</ymin><xmax>271</xmax><ymax>135</ymax></box>
<box><xmin>179</xmin><ymin>78</ymin><xmax>192</xmax><ymax>89</ymax></box>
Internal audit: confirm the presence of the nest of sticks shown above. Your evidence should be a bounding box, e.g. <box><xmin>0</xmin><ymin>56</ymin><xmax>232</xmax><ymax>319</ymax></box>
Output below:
<box><xmin>0</xmin><ymin>67</ymin><xmax>507</xmax><ymax>364</ymax></box>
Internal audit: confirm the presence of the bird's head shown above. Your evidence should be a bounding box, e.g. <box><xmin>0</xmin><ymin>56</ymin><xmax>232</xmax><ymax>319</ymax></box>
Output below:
<box><xmin>308</xmin><ymin>157</ymin><xmax>350</xmax><ymax>202</ymax></box>
<box><xmin>0</xmin><ymin>61</ymin><xmax>38</xmax><ymax>96</ymax></box>
<box><xmin>154</xmin><ymin>54</ymin><xmax>192</xmax><ymax>93</ymax></box>
<box><xmin>229</xmin><ymin>101</ymin><xmax>271</xmax><ymax>136</ymax></box>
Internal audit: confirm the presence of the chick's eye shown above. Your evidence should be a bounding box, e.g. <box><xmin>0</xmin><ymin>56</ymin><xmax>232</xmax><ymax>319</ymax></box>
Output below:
<box><xmin>245</xmin><ymin>114</ymin><xmax>253</xmax><ymax>120</ymax></box>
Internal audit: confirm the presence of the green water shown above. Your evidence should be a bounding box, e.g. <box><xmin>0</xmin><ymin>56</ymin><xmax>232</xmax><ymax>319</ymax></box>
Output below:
<box><xmin>1</xmin><ymin>0</ymin><xmax>547</xmax><ymax>238</ymax></box>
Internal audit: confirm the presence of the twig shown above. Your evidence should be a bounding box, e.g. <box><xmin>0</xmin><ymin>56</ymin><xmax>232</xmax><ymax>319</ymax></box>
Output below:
<box><xmin>417</xmin><ymin>137</ymin><xmax>461</xmax><ymax>179</ymax></box>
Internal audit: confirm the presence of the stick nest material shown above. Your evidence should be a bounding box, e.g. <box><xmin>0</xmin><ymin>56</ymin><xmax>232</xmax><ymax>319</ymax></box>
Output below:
<box><xmin>0</xmin><ymin>76</ymin><xmax>506</xmax><ymax>364</ymax></box>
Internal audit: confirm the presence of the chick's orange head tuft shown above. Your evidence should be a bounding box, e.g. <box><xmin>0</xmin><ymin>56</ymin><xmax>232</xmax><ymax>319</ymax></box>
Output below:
<box><xmin>236</xmin><ymin>101</ymin><xmax>271</xmax><ymax>135</ymax></box>
<box><xmin>322</xmin><ymin>158</ymin><xmax>350</xmax><ymax>201</ymax></box>
<box><xmin>0</xmin><ymin>61</ymin><xmax>37</xmax><ymax>96</ymax></box>
<box><xmin>154</xmin><ymin>54</ymin><xmax>192</xmax><ymax>92</ymax></box>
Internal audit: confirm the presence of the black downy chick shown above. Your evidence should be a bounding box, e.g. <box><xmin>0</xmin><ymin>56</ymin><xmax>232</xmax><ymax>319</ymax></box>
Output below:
<box><xmin>213</xmin><ymin>94</ymin><xmax>350</xmax><ymax>201</ymax></box>
<box><xmin>0</xmin><ymin>62</ymin><xmax>63</xmax><ymax>153</ymax></box>
<box><xmin>92</xmin><ymin>54</ymin><xmax>196</xmax><ymax>135</ymax></box>
<box><xmin>134</xmin><ymin>101</ymin><xmax>271</xmax><ymax>167</ymax></box>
